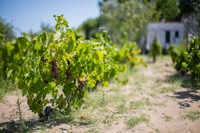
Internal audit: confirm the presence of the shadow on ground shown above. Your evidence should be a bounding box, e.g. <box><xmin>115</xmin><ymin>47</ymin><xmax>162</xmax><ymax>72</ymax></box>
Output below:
<box><xmin>165</xmin><ymin>72</ymin><xmax>200</xmax><ymax>90</ymax></box>
<box><xmin>165</xmin><ymin>72</ymin><xmax>200</xmax><ymax>102</ymax></box>
<box><xmin>0</xmin><ymin>118</ymin><xmax>70</xmax><ymax>133</ymax></box>
<box><xmin>0</xmin><ymin>113</ymin><xmax>92</xmax><ymax>133</ymax></box>
<box><xmin>174</xmin><ymin>90</ymin><xmax>200</xmax><ymax>102</ymax></box>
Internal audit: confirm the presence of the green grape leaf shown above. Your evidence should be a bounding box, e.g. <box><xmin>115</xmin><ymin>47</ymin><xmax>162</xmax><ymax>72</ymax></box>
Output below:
<box><xmin>6</xmin><ymin>42</ymin><xmax>14</xmax><ymax>56</ymax></box>
<box><xmin>98</xmin><ymin>51</ymin><xmax>104</xmax><ymax>60</ymax></box>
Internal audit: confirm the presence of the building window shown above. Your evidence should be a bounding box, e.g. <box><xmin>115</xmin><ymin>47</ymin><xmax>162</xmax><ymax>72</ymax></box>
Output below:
<box><xmin>175</xmin><ymin>31</ymin><xmax>179</xmax><ymax>38</ymax></box>
<box><xmin>166</xmin><ymin>31</ymin><xmax>170</xmax><ymax>43</ymax></box>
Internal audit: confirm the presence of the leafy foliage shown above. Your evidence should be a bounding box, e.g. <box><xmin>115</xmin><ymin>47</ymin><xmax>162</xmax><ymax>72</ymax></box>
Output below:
<box><xmin>118</xmin><ymin>42</ymin><xmax>146</xmax><ymax>67</ymax></box>
<box><xmin>155</xmin><ymin>0</ymin><xmax>180</xmax><ymax>21</ymax></box>
<box><xmin>18</xmin><ymin>16</ymin><xmax>125</xmax><ymax>114</ymax></box>
<box><xmin>78</xmin><ymin>17</ymin><xmax>100</xmax><ymax>39</ymax></box>
<box><xmin>0</xmin><ymin>33</ymin><xmax>31</xmax><ymax>76</ymax></box>
<box><xmin>0</xmin><ymin>15</ymin><xmax>144</xmax><ymax>116</ymax></box>
<box><xmin>0</xmin><ymin>18</ymin><xmax>15</xmax><ymax>42</ymax></box>
<box><xmin>168</xmin><ymin>37</ymin><xmax>200</xmax><ymax>80</ymax></box>
<box><xmin>149</xmin><ymin>38</ymin><xmax>162</xmax><ymax>62</ymax></box>
<box><xmin>99</xmin><ymin>0</ymin><xmax>157</xmax><ymax>44</ymax></box>
<box><xmin>168</xmin><ymin>45</ymin><xmax>186</xmax><ymax>73</ymax></box>
<box><xmin>0</xmin><ymin>16</ymin><xmax>116</xmax><ymax>114</ymax></box>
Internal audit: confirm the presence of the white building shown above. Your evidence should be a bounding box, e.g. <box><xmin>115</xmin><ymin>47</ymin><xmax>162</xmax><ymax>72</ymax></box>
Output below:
<box><xmin>146</xmin><ymin>23</ymin><xmax>185</xmax><ymax>51</ymax></box>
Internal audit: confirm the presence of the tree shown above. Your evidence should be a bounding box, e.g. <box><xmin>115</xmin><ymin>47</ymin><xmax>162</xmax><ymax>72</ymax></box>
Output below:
<box><xmin>0</xmin><ymin>18</ymin><xmax>15</xmax><ymax>42</ymax></box>
<box><xmin>78</xmin><ymin>17</ymin><xmax>100</xmax><ymax>39</ymax></box>
<box><xmin>155</xmin><ymin>0</ymin><xmax>180</xmax><ymax>21</ymax></box>
<box><xmin>193</xmin><ymin>0</ymin><xmax>200</xmax><ymax>37</ymax></box>
<box><xmin>99</xmin><ymin>0</ymin><xmax>157</xmax><ymax>45</ymax></box>
<box><xmin>178</xmin><ymin>0</ymin><xmax>200</xmax><ymax>47</ymax></box>
<box><xmin>179</xmin><ymin>0</ymin><xmax>194</xmax><ymax>15</ymax></box>
<box><xmin>0</xmin><ymin>18</ymin><xmax>16</xmax><ymax>75</ymax></box>
<box><xmin>98</xmin><ymin>0</ymin><xmax>183</xmax><ymax>45</ymax></box>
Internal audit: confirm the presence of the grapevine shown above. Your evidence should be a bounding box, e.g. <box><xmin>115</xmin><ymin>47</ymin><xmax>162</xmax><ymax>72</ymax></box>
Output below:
<box><xmin>0</xmin><ymin>15</ymin><xmax>144</xmax><ymax>116</ymax></box>
<box><xmin>168</xmin><ymin>37</ymin><xmax>200</xmax><ymax>80</ymax></box>
<box><xmin>4</xmin><ymin>16</ymin><xmax>126</xmax><ymax>114</ymax></box>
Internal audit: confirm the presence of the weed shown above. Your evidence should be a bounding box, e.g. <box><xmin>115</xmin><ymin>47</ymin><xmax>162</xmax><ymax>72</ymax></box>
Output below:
<box><xmin>103</xmin><ymin>114</ymin><xmax>115</xmax><ymax>125</ymax></box>
<box><xmin>129</xmin><ymin>100</ymin><xmax>144</xmax><ymax>109</ymax></box>
<box><xmin>117</xmin><ymin>101</ymin><xmax>126</xmax><ymax>114</ymax></box>
<box><xmin>129</xmin><ymin>98</ymin><xmax>155</xmax><ymax>109</ymax></box>
<box><xmin>109</xmin><ymin>93</ymin><xmax>124</xmax><ymax>104</ymax></box>
<box><xmin>166</xmin><ymin>73</ymin><xmax>199</xmax><ymax>89</ymax></box>
<box><xmin>0</xmin><ymin>77</ymin><xmax>16</xmax><ymax>100</ymax></box>
<box><xmin>184</xmin><ymin>110</ymin><xmax>200</xmax><ymax>121</ymax></box>
<box><xmin>52</xmin><ymin>109</ymin><xmax>74</xmax><ymax>123</ymax></box>
<box><xmin>78</xmin><ymin>114</ymin><xmax>97</xmax><ymax>125</ymax></box>
<box><xmin>84</xmin><ymin>91</ymin><xmax>107</xmax><ymax>109</ymax></box>
<box><xmin>163</xmin><ymin>115</ymin><xmax>172</xmax><ymax>121</ymax></box>
<box><xmin>99</xmin><ymin>92</ymin><xmax>106</xmax><ymax>107</ymax></box>
<box><xmin>16</xmin><ymin>99</ymin><xmax>23</xmax><ymax>121</ymax></box>
<box><xmin>16</xmin><ymin>99</ymin><xmax>30</xmax><ymax>132</ymax></box>
<box><xmin>159</xmin><ymin>86</ymin><xmax>177</xmax><ymax>93</ymax></box>
<box><xmin>18</xmin><ymin>121</ymin><xmax>30</xmax><ymax>133</ymax></box>
<box><xmin>166</xmin><ymin>74</ymin><xmax>180</xmax><ymax>84</ymax></box>
<box><xmin>127</xmin><ymin>114</ymin><xmax>149</xmax><ymax>128</ymax></box>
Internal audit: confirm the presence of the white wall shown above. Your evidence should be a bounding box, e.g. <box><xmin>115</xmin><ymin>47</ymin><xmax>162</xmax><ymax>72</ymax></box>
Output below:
<box><xmin>146</xmin><ymin>23</ymin><xmax>185</xmax><ymax>50</ymax></box>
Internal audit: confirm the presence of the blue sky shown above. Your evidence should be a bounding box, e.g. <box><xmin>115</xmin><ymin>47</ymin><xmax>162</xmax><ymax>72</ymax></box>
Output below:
<box><xmin>0</xmin><ymin>0</ymin><xmax>100</xmax><ymax>35</ymax></box>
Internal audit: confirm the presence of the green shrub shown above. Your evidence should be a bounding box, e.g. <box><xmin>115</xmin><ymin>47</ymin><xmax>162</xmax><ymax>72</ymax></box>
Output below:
<box><xmin>149</xmin><ymin>38</ymin><xmax>162</xmax><ymax>62</ymax></box>
<box><xmin>118</xmin><ymin>42</ymin><xmax>146</xmax><ymax>67</ymax></box>
<box><xmin>168</xmin><ymin>37</ymin><xmax>200</xmax><ymax>80</ymax></box>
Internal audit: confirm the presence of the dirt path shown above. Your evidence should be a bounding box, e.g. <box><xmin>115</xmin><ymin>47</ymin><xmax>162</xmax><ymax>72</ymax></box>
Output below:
<box><xmin>0</xmin><ymin>56</ymin><xmax>200</xmax><ymax>133</ymax></box>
